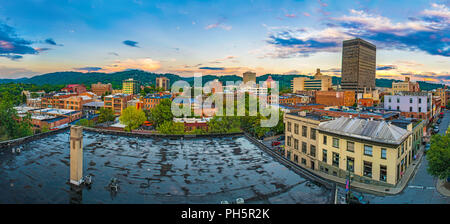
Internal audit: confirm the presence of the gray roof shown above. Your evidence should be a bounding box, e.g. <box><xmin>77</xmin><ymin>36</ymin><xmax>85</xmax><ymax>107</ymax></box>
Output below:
<box><xmin>318</xmin><ymin>117</ymin><xmax>410</xmax><ymax>145</ymax></box>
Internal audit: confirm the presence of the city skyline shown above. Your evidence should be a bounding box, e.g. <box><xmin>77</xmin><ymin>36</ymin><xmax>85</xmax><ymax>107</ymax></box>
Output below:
<box><xmin>0</xmin><ymin>0</ymin><xmax>449</xmax><ymax>84</ymax></box>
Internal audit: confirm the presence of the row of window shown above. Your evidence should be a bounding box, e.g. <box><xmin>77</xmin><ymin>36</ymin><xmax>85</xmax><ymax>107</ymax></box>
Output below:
<box><xmin>286</xmin><ymin>122</ymin><xmax>316</xmax><ymax>140</ymax></box>
<box><xmin>287</xmin><ymin>137</ymin><xmax>317</xmax><ymax>157</ymax></box>
<box><xmin>387</xmin><ymin>97</ymin><xmax>429</xmax><ymax>104</ymax></box>
<box><xmin>323</xmin><ymin>135</ymin><xmax>387</xmax><ymax>159</ymax></box>
<box><xmin>322</xmin><ymin>149</ymin><xmax>387</xmax><ymax>182</ymax></box>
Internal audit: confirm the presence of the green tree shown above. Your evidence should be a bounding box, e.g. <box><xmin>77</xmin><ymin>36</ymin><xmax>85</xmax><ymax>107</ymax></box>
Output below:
<box><xmin>41</xmin><ymin>124</ymin><xmax>50</xmax><ymax>133</ymax></box>
<box><xmin>156</xmin><ymin>121</ymin><xmax>185</xmax><ymax>134</ymax></box>
<box><xmin>77</xmin><ymin>119</ymin><xmax>94</xmax><ymax>127</ymax></box>
<box><xmin>427</xmin><ymin>134</ymin><xmax>450</xmax><ymax>180</ymax></box>
<box><xmin>208</xmin><ymin>116</ymin><xmax>241</xmax><ymax>134</ymax></box>
<box><xmin>119</xmin><ymin>107</ymin><xmax>147</xmax><ymax>132</ymax></box>
<box><xmin>98</xmin><ymin>107</ymin><xmax>115</xmax><ymax>123</ymax></box>
<box><xmin>148</xmin><ymin>99</ymin><xmax>173</xmax><ymax>128</ymax></box>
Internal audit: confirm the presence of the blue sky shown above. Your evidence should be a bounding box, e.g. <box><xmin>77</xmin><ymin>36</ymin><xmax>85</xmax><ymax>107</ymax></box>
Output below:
<box><xmin>0</xmin><ymin>0</ymin><xmax>449</xmax><ymax>84</ymax></box>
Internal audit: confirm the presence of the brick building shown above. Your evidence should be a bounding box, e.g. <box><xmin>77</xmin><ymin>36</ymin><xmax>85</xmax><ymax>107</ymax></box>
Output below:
<box><xmin>91</xmin><ymin>82</ymin><xmax>113</xmax><ymax>96</ymax></box>
<box><xmin>315</xmin><ymin>90</ymin><xmax>355</xmax><ymax>107</ymax></box>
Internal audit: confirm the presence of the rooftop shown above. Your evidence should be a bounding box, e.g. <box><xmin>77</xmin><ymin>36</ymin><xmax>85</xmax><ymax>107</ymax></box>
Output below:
<box><xmin>318</xmin><ymin>117</ymin><xmax>411</xmax><ymax>145</ymax></box>
<box><xmin>0</xmin><ymin>131</ymin><xmax>333</xmax><ymax>204</ymax></box>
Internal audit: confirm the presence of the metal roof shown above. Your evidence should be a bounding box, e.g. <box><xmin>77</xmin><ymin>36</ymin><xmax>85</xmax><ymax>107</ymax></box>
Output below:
<box><xmin>318</xmin><ymin>117</ymin><xmax>410</xmax><ymax>145</ymax></box>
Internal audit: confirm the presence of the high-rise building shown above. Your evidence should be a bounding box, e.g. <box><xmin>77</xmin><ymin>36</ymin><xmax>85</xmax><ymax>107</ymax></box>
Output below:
<box><xmin>122</xmin><ymin>78</ymin><xmax>140</xmax><ymax>95</ymax></box>
<box><xmin>341</xmin><ymin>38</ymin><xmax>376</xmax><ymax>92</ymax></box>
<box><xmin>156</xmin><ymin>77</ymin><xmax>170</xmax><ymax>90</ymax></box>
<box><xmin>243</xmin><ymin>71</ymin><xmax>256</xmax><ymax>85</ymax></box>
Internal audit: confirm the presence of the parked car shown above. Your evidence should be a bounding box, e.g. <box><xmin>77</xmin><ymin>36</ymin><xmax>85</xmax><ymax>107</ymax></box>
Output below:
<box><xmin>437</xmin><ymin>119</ymin><xmax>441</xmax><ymax>124</ymax></box>
<box><xmin>272</xmin><ymin>141</ymin><xmax>281</xmax><ymax>146</ymax></box>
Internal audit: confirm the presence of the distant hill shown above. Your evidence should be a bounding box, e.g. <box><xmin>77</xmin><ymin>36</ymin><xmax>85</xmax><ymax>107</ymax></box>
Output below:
<box><xmin>0</xmin><ymin>70</ymin><xmax>445</xmax><ymax>91</ymax></box>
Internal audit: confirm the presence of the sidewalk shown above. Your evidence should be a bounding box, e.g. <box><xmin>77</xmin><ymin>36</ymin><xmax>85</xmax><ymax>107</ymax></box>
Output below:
<box><xmin>308</xmin><ymin>147</ymin><xmax>426</xmax><ymax>196</ymax></box>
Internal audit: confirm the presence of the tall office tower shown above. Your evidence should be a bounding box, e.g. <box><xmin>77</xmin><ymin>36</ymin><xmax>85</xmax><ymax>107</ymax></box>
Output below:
<box><xmin>243</xmin><ymin>71</ymin><xmax>256</xmax><ymax>85</ymax></box>
<box><xmin>122</xmin><ymin>78</ymin><xmax>140</xmax><ymax>95</ymax></box>
<box><xmin>341</xmin><ymin>38</ymin><xmax>376</xmax><ymax>92</ymax></box>
<box><xmin>156</xmin><ymin>76</ymin><xmax>170</xmax><ymax>90</ymax></box>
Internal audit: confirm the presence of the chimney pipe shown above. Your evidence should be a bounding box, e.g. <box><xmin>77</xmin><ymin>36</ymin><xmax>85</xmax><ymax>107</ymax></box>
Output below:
<box><xmin>70</xmin><ymin>126</ymin><xmax>83</xmax><ymax>186</ymax></box>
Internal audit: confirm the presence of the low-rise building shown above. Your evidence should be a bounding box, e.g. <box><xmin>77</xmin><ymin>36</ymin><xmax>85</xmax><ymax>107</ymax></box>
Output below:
<box><xmin>391</xmin><ymin>77</ymin><xmax>420</xmax><ymax>94</ymax></box>
<box><xmin>317</xmin><ymin>117</ymin><xmax>413</xmax><ymax>186</ymax></box>
<box><xmin>91</xmin><ymin>82</ymin><xmax>112</xmax><ymax>96</ymax></box>
<box><xmin>104</xmin><ymin>93</ymin><xmax>133</xmax><ymax>116</ymax></box>
<box><xmin>383</xmin><ymin>92</ymin><xmax>432</xmax><ymax>121</ymax></box>
<box><xmin>291</xmin><ymin>69</ymin><xmax>332</xmax><ymax>92</ymax></box>
<box><xmin>315</xmin><ymin>90</ymin><xmax>355</xmax><ymax>107</ymax></box>
<box><xmin>61</xmin><ymin>84</ymin><xmax>87</xmax><ymax>95</ymax></box>
<box><xmin>284</xmin><ymin>112</ymin><xmax>331</xmax><ymax>171</ymax></box>
<box><xmin>143</xmin><ymin>93</ymin><xmax>171</xmax><ymax>110</ymax></box>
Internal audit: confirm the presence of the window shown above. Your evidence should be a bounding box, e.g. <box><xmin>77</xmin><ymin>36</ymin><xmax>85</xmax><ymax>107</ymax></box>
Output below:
<box><xmin>294</xmin><ymin>124</ymin><xmax>299</xmax><ymax>134</ymax></box>
<box><xmin>389</xmin><ymin>106</ymin><xmax>391</xmax><ymax>110</ymax></box>
<box><xmin>311</xmin><ymin>128</ymin><xmax>316</xmax><ymax>140</ymax></box>
<box><xmin>287</xmin><ymin>122</ymin><xmax>291</xmax><ymax>132</ymax></box>
<box><xmin>347</xmin><ymin>157</ymin><xmax>354</xmax><ymax>173</ymax></box>
<box><xmin>397</xmin><ymin>106</ymin><xmax>400</xmax><ymax>110</ymax></box>
<box><xmin>419</xmin><ymin>98</ymin><xmax>422</xmax><ymax>104</ymax></box>
<box><xmin>302</xmin><ymin>142</ymin><xmax>307</xmax><ymax>154</ymax></box>
<box><xmin>310</xmin><ymin>145</ymin><xmax>316</xmax><ymax>157</ymax></box>
<box><xmin>409</xmin><ymin>106</ymin><xmax>412</xmax><ymax>112</ymax></box>
<box><xmin>323</xmin><ymin>136</ymin><xmax>327</xmax><ymax>145</ymax></box>
<box><xmin>322</xmin><ymin>149</ymin><xmax>328</xmax><ymax>163</ymax></box>
<box><xmin>332</xmin><ymin>138</ymin><xmax>339</xmax><ymax>148</ymax></box>
<box><xmin>301</xmin><ymin>158</ymin><xmax>307</xmax><ymax>165</ymax></box>
<box><xmin>347</xmin><ymin>141</ymin><xmax>354</xmax><ymax>152</ymax></box>
<box><xmin>397</xmin><ymin>98</ymin><xmax>400</xmax><ymax>103</ymax></box>
<box><xmin>381</xmin><ymin>148</ymin><xmax>387</xmax><ymax>159</ymax></box>
<box><xmin>380</xmin><ymin>165</ymin><xmax>387</xmax><ymax>182</ymax></box>
<box><xmin>418</xmin><ymin>107</ymin><xmax>421</xmax><ymax>112</ymax></box>
<box><xmin>294</xmin><ymin>139</ymin><xmax>299</xmax><ymax>150</ymax></box>
<box><xmin>302</xmin><ymin>126</ymin><xmax>307</xmax><ymax>137</ymax></box>
<box><xmin>409</xmin><ymin>98</ymin><xmax>413</xmax><ymax>103</ymax></box>
<box><xmin>364</xmin><ymin>145</ymin><xmax>373</xmax><ymax>156</ymax></box>
<box><xmin>332</xmin><ymin>152</ymin><xmax>339</xmax><ymax>167</ymax></box>
<box><xmin>287</xmin><ymin>137</ymin><xmax>292</xmax><ymax>147</ymax></box>
<box><xmin>294</xmin><ymin>155</ymin><xmax>298</xmax><ymax>163</ymax></box>
<box><xmin>363</xmin><ymin>161</ymin><xmax>372</xmax><ymax>178</ymax></box>
<box><xmin>388</xmin><ymin>98</ymin><xmax>391</xmax><ymax>103</ymax></box>
<box><xmin>286</xmin><ymin>151</ymin><xmax>291</xmax><ymax>159</ymax></box>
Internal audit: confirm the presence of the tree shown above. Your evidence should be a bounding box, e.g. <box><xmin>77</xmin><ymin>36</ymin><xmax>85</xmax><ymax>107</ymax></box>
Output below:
<box><xmin>208</xmin><ymin>116</ymin><xmax>241</xmax><ymax>134</ymax></box>
<box><xmin>98</xmin><ymin>107</ymin><xmax>115</xmax><ymax>123</ymax></box>
<box><xmin>77</xmin><ymin>119</ymin><xmax>94</xmax><ymax>127</ymax></box>
<box><xmin>156</xmin><ymin>121</ymin><xmax>185</xmax><ymax>134</ymax></box>
<box><xmin>41</xmin><ymin>124</ymin><xmax>50</xmax><ymax>133</ymax></box>
<box><xmin>148</xmin><ymin>99</ymin><xmax>173</xmax><ymax>128</ymax></box>
<box><xmin>119</xmin><ymin>107</ymin><xmax>147</xmax><ymax>132</ymax></box>
<box><xmin>427</xmin><ymin>134</ymin><xmax>450</xmax><ymax>180</ymax></box>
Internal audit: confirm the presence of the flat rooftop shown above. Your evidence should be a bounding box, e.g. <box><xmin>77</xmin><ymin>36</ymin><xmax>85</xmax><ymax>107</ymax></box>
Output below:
<box><xmin>0</xmin><ymin>131</ymin><xmax>333</xmax><ymax>204</ymax></box>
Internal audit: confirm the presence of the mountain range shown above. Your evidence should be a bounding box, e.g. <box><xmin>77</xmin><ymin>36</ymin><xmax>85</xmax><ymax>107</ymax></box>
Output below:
<box><xmin>0</xmin><ymin>70</ymin><xmax>445</xmax><ymax>91</ymax></box>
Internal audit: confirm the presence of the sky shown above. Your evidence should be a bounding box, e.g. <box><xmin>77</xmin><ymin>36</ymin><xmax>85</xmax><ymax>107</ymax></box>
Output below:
<box><xmin>0</xmin><ymin>0</ymin><xmax>449</xmax><ymax>84</ymax></box>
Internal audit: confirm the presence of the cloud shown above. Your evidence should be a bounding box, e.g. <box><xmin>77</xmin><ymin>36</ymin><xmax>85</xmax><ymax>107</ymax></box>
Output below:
<box><xmin>205</xmin><ymin>20</ymin><xmax>232</xmax><ymax>31</ymax></box>
<box><xmin>44</xmin><ymin>38</ymin><xmax>62</xmax><ymax>46</ymax></box>
<box><xmin>122</xmin><ymin>40</ymin><xmax>139</xmax><ymax>47</ymax></box>
<box><xmin>74</xmin><ymin>67</ymin><xmax>103</xmax><ymax>72</ymax></box>
<box><xmin>108</xmin><ymin>52</ymin><xmax>119</xmax><ymax>56</ymax></box>
<box><xmin>400</xmin><ymin>71</ymin><xmax>450</xmax><ymax>84</ymax></box>
<box><xmin>0</xmin><ymin>66</ymin><xmax>39</xmax><ymax>78</ymax></box>
<box><xmin>101</xmin><ymin>58</ymin><xmax>161</xmax><ymax>72</ymax></box>
<box><xmin>376</xmin><ymin>65</ymin><xmax>397</xmax><ymax>70</ymax></box>
<box><xmin>285</xmin><ymin>14</ymin><xmax>297</xmax><ymax>18</ymax></box>
<box><xmin>0</xmin><ymin>23</ymin><xmax>38</xmax><ymax>60</ymax></box>
<box><xmin>199</xmin><ymin>67</ymin><xmax>225</xmax><ymax>70</ymax></box>
<box><xmin>265</xmin><ymin>4</ymin><xmax>450</xmax><ymax>58</ymax></box>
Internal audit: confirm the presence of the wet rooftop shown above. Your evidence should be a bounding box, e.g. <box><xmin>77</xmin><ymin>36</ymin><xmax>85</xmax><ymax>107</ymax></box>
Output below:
<box><xmin>0</xmin><ymin>131</ymin><xmax>333</xmax><ymax>204</ymax></box>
